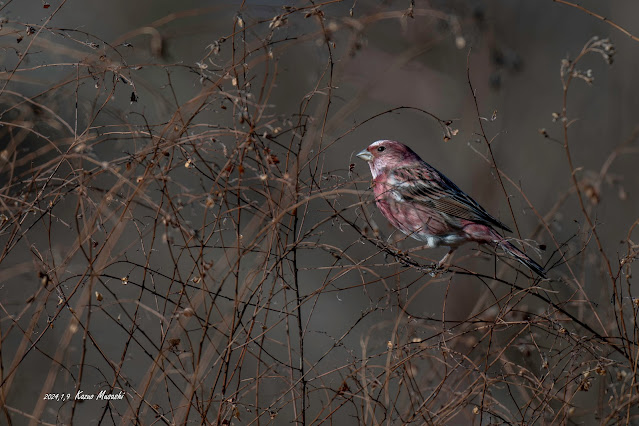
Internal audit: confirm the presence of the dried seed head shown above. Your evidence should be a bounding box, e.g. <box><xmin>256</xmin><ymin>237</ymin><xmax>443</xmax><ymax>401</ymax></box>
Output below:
<box><xmin>269</xmin><ymin>15</ymin><xmax>287</xmax><ymax>29</ymax></box>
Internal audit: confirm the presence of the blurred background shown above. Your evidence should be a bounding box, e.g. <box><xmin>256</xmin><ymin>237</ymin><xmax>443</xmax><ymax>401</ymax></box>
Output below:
<box><xmin>1</xmin><ymin>0</ymin><xmax>638</xmax><ymax>424</ymax></box>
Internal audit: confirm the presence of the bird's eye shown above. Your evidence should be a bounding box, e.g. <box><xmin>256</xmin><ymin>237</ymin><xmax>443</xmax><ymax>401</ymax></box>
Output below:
<box><xmin>377</xmin><ymin>146</ymin><xmax>385</xmax><ymax>152</ymax></box>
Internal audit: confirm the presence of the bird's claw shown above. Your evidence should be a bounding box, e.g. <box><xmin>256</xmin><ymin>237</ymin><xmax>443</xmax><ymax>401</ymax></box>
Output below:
<box><xmin>428</xmin><ymin>263</ymin><xmax>449</xmax><ymax>277</ymax></box>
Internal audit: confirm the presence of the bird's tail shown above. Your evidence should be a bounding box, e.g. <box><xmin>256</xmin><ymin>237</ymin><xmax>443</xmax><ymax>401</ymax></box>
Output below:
<box><xmin>493</xmin><ymin>233</ymin><xmax>547</xmax><ymax>278</ymax></box>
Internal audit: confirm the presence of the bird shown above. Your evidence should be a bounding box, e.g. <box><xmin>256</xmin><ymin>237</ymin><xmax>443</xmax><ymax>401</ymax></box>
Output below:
<box><xmin>356</xmin><ymin>140</ymin><xmax>547</xmax><ymax>278</ymax></box>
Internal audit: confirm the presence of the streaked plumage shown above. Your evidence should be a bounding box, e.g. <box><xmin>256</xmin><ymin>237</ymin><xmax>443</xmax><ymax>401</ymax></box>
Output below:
<box><xmin>357</xmin><ymin>140</ymin><xmax>546</xmax><ymax>278</ymax></box>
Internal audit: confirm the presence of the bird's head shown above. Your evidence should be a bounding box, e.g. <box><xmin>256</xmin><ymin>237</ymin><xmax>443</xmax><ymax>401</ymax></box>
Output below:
<box><xmin>356</xmin><ymin>140</ymin><xmax>420</xmax><ymax>178</ymax></box>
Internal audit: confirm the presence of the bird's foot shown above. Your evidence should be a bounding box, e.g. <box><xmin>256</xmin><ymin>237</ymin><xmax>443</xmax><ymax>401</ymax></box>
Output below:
<box><xmin>427</xmin><ymin>249</ymin><xmax>456</xmax><ymax>276</ymax></box>
<box><xmin>428</xmin><ymin>262</ymin><xmax>451</xmax><ymax>277</ymax></box>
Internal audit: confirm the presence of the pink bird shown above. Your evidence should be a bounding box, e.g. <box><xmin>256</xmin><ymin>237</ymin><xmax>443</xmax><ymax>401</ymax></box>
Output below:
<box><xmin>356</xmin><ymin>140</ymin><xmax>546</xmax><ymax>278</ymax></box>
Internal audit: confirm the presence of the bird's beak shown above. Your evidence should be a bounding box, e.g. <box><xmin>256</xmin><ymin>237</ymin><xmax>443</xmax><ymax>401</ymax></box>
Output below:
<box><xmin>356</xmin><ymin>149</ymin><xmax>373</xmax><ymax>162</ymax></box>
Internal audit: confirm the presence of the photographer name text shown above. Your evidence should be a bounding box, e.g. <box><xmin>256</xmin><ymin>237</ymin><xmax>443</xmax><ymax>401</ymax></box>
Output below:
<box><xmin>43</xmin><ymin>390</ymin><xmax>124</xmax><ymax>401</ymax></box>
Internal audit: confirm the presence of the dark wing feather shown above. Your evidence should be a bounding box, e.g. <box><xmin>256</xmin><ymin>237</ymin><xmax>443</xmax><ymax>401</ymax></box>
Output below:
<box><xmin>389</xmin><ymin>164</ymin><xmax>512</xmax><ymax>232</ymax></box>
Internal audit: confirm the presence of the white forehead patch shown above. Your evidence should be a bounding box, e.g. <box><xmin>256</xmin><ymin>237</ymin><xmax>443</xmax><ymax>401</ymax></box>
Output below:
<box><xmin>370</xmin><ymin>140</ymin><xmax>389</xmax><ymax>148</ymax></box>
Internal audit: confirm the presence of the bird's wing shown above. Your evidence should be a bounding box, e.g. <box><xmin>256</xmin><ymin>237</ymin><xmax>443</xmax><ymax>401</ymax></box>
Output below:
<box><xmin>388</xmin><ymin>164</ymin><xmax>512</xmax><ymax>232</ymax></box>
